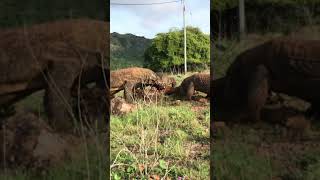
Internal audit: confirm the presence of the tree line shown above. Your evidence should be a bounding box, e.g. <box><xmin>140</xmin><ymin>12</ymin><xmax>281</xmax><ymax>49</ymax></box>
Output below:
<box><xmin>144</xmin><ymin>27</ymin><xmax>210</xmax><ymax>73</ymax></box>
<box><xmin>212</xmin><ymin>0</ymin><xmax>320</xmax><ymax>39</ymax></box>
<box><xmin>0</xmin><ymin>0</ymin><xmax>107</xmax><ymax>27</ymax></box>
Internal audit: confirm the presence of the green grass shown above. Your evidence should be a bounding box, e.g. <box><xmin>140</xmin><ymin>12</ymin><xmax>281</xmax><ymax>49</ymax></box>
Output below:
<box><xmin>110</xmin><ymin>101</ymin><xmax>210</xmax><ymax>179</ymax></box>
<box><xmin>212</xmin><ymin>126</ymin><xmax>274</xmax><ymax>180</ymax></box>
<box><xmin>212</xmin><ymin>143</ymin><xmax>273</xmax><ymax>180</ymax></box>
<box><xmin>306</xmin><ymin>160</ymin><xmax>320</xmax><ymax>180</ymax></box>
<box><xmin>212</xmin><ymin>124</ymin><xmax>320</xmax><ymax>180</ymax></box>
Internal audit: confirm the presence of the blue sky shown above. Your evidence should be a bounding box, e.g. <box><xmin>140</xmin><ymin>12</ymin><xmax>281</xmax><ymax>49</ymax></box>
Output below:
<box><xmin>111</xmin><ymin>0</ymin><xmax>210</xmax><ymax>39</ymax></box>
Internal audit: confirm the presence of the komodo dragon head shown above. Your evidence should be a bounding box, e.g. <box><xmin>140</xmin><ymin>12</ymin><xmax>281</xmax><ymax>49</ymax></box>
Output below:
<box><xmin>155</xmin><ymin>74</ymin><xmax>177</xmax><ymax>93</ymax></box>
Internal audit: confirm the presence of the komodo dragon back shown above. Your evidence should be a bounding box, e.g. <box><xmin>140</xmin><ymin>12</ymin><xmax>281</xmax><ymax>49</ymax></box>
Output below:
<box><xmin>0</xmin><ymin>19</ymin><xmax>110</xmax><ymax>132</ymax></box>
<box><xmin>273</xmin><ymin>38</ymin><xmax>320</xmax><ymax>78</ymax></box>
<box><xmin>110</xmin><ymin>67</ymin><xmax>158</xmax><ymax>89</ymax></box>
<box><xmin>181</xmin><ymin>73</ymin><xmax>210</xmax><ymax>95</ymax></box>
<box><xmin>0</xmin><ymin>18</ymin><xmax>109</xmax><ymax>84</ymax></box>
<box><xmin>171</xmin><ymin>73</ymin><xmax>210</xmax><ymax>97</ymax></box>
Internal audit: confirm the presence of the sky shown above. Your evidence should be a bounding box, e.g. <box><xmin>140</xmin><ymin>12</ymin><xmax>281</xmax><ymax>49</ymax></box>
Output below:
<box><xmin>110</xmin><ymin>0</ymin><xmax>210</xmax><ymax>39</ymax></box>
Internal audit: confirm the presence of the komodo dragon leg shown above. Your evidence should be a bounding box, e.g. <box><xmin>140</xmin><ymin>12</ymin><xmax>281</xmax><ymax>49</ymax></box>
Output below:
<box><xmin>247</xmin><ymin>65</ymin><xmax>269</xmax><ymax>122</ymax></box>
<box><xmin>124</xmin><ymin>81</ymin><xmax>135</xmax><ymax>103</ymax></box>
<box><xmin>186</xmin><ymin>81</ymin><xmax>195</xmax><ymax>100</ymax></box>
<box><xmin>44</xmin><ymin>61</ymin><xmax>79</xmax><ymax>132</ymax></box>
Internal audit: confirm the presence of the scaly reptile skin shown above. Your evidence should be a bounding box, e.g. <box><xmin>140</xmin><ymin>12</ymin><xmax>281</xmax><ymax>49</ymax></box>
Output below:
<box><xmin>0</xmin><ymin>19</ymin><xmax>109</xmax><ymax>131</ymax></box>
<box><xmin>110</xmin><ymin>67</ymin><xmax>175</xmax><ymax>102</ymax></box>
<box><xmin>168</xmin><ymin>73</ymin><xmax>209</xmax><ymax>100</ymax></box>
<box><xmin>216</xmin><ymin>38</ymin><xmax>320</xmax><ymax>122</ymax></box>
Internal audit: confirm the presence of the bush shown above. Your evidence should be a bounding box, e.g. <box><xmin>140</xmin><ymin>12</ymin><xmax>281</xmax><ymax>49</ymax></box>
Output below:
<box><xmin>144</xmin><ymin>27</ymin><xmax>210</xmax><ymax>72</ymax></box>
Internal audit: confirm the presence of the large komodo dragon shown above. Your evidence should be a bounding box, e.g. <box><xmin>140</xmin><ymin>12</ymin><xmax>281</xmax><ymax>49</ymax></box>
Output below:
<box><xmin>167</xmin><ymin>73</ymin><xmax>210</xmax><ymax>100</ymax></box>
<box><xmin>0</xmin><ymin>19</ymin><xmax>109</xmax><ymax>131</ymax></box>
<box><xmin>110</xmin><ymin>67</ymin><xmax>176</xmax><ymax>103</ymax></box>
<box><xmin>218</xmin><ymin>38</ymin><xmax>320</xmax><ymax>122</ymax></box>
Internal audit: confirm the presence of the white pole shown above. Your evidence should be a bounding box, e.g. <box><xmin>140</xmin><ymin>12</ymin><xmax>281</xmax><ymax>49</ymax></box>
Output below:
<box><xmin>183</xmin><ymin>0</ymin><xmax>187</xmax><ymax>74</ymax></box>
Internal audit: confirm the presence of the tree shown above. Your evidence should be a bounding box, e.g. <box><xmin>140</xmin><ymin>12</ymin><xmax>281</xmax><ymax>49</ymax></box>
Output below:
<box><xmin>144</xmin><ymin>26</ymin><xmax>210</xmax><ymax>73</ymax></box>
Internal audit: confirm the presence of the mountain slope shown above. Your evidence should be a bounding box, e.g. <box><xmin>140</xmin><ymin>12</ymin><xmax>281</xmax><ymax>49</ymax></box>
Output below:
<box><xmin>111</xmin><ymin>32</ymin><xmax>151</xmax><ymax>70</ymax></box>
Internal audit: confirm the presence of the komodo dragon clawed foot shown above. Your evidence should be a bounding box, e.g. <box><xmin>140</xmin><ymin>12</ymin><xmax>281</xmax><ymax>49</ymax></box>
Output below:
<box><xmin>123</xmin><ymin>81</ymin><xmax>136</xmax><ymax>103</ymax></box>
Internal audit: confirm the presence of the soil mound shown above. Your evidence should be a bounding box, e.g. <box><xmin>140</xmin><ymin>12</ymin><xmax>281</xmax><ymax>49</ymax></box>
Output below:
<box><xmin>0</xmin><ymin>111</ymin><xmax>75</xmax><ymax>171</ymax></box>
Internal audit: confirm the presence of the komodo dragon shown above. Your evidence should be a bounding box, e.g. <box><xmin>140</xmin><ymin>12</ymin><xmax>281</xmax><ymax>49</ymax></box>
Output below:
<box><xmin>110</xmin><ymin>67</ymin><xmax>176</xmax><ymax>103</ymax></box>
<box><xmin>0</xmin><ymin>19</ymin><xmax>109</xmax><ymax>131</ymax></box>
<box><xmin>167</xmin><ymin>73</ymin><xmax>210</xmax><ymax>100</ymax></box>
<box><xmin>219</xmin><ymin>38</ymin><xmax>320</xmax><ymax>122</ymax></box>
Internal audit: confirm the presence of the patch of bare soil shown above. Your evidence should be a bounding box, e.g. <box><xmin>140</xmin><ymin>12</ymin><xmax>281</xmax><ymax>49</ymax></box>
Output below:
<box><xmin>187</xmin><ymin>143</ymin><xmax>209</xmax><ymax>159</ymax></box>
<box><xmin>190</xmin><ymin>96</ymin><xmax>209</xmax><ymax>115</ymax></box>
<box><xmin>191</xmin><ymin>106</ymin><xmax>207</xmax><ymax>113</ymax></box>
<box><xmin>193</xmin><ymin>95</ymin><xmax>209</xmax><ymax>104</ymax></box>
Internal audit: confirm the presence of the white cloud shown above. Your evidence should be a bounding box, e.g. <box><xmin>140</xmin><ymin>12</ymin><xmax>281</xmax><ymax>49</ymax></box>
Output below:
<box><xmin>111</xmin><ymin>0</ymin><xmax>210</xmax><ymax>38</ymax></box>
<box><xmin>112</xmin><ymin>0</ymin><xmax>182</xmax><ymax>30</ymax></box>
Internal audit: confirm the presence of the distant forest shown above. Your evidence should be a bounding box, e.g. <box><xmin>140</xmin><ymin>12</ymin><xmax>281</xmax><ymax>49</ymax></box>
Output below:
<box><xmin>211</xmin><ymin>0</ymin><xmax>320</xmax><ymax>38</ymax></box>
<box><xmin>0</xmin><ymin>0</ymin><xmax>109</xmax><ymax>27</ymax></box>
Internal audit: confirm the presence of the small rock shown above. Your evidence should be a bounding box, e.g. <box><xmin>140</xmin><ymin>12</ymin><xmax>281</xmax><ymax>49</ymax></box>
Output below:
<box><xmin>172</xmin><ymin>100</ymin><xmax>181</xmax><ymax>106</ymax></box>
<box><xmin>111</xmin><ymin>97</ymin><xmax>136</xmax><ymax>115</ymax></box>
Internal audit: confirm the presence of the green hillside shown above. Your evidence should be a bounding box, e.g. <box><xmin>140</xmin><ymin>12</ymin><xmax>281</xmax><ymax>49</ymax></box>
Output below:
<box><xmin>110</xmin><ymin>32</ymin><xmax>151</xmax><ymax>70</ymax></box>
